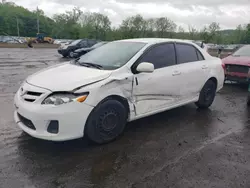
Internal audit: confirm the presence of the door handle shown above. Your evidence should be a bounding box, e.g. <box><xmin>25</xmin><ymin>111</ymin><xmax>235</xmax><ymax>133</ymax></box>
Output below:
<box><xmin>202</xmin><ymin>65</ymin><xmax>208</xmax><ymax>69</ymax></box>
<box><xmin>172</xmin><ymin>71</ymin><xmax>181</xmax><ymax>76</ymax></box>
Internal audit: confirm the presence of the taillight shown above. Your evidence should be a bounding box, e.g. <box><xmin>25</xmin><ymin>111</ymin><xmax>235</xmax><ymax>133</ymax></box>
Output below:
<box><xmin>222</xmin><ymin>62</ymin><xmax>226</xmax><ymax>70</ymax></box>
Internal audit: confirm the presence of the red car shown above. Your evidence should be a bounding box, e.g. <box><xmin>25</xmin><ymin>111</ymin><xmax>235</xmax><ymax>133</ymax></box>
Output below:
<box><xmin>223</xmin><ymin>45</ymin><xmax>250</xmax><ymax>83</ymax></box>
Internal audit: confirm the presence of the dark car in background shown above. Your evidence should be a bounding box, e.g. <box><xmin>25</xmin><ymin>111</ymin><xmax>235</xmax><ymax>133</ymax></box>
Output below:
<box><xmin>72</xmin><ymin>41</ymin><xmax>109</xmax><ymax>58</ymax></box>
<box><xmin>222</xmin><ymin>45</ymin><xmax>250</xmax><ymax>83</ymax></box>
<box><xmin>58</xmin><ymin>39</ymin><xmax>100</xmax><ymax>57</ymax></box>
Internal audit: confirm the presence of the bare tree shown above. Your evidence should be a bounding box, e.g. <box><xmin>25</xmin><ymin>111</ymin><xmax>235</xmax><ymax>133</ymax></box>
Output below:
<box><xmin>155</xmin><ymin>17</ymin><xmax>176</xmax><ymax>38</ymax></box>
<box><xmin>188</xmin><ymin>25</ymin><xmax>198</xmax><ymax>40</ymax></box>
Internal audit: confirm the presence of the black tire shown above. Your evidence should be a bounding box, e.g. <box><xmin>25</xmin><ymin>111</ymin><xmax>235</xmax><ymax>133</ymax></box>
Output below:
<box><xmin>195</xmin><ymin>80</ymin><xmax>217</xmax><ymax>108</ymax></box>
<box><xmin>85</xmin><ymin>99</ymin><xmax>127</xmax><ymax>144</ymax></box>
<box><xmin>247</xmin><ymin>95</ymin><xmax>250</xmax><ymax>106</ymax></box>
<box><xmin>62</xmin><ymin>54</ymin><xmax>67</xmax><ymax>58</ymax></box>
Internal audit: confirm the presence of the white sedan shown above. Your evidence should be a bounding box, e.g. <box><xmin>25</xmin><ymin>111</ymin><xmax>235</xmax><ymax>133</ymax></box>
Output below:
<box><xmin>14</xmin><ymin>38</ymin><xmax>225</xmax><ymax>144</ymax></box>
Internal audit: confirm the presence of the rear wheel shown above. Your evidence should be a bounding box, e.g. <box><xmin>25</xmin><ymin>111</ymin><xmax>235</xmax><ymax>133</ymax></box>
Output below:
<box><xmin>85</xmin><ymin>100</ymin><xmax>127</xmax><ymax>144</ymax></box>
<box><xmin>195</xmin><ymin>80</ymin><xmax>217</xmax><ymax>108</ymax></box>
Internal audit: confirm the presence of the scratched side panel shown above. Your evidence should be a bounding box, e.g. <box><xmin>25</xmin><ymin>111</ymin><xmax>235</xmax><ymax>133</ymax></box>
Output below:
<box><xmin>134</xmin><ymin>94</ymin><xmax>180</xmax><ymax>115</ymax></box>
<box><xmin>74</xmin><ymin>69</ymin><xmax>136</xmax><ymax>120</ymax></box>
<box><xmin>132</xmin><ymin>67</ymin><xmax>182</xmax><ymax>115</ymax></box>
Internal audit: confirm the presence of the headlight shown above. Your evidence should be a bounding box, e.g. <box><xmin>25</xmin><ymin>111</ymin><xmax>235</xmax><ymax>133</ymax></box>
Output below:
<box><xmin>42</xmin><ymin>92</ymin><xmax>88</xmax><ymax>105</ymax></box>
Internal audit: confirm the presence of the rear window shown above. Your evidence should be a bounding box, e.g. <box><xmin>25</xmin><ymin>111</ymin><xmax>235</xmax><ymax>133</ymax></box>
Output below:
<box><xmin>197</xmin><ymin>50</ymin><xmax>204</xmax><ymax>61</ymax></box>
<box><xmin>176</xmin><ymin>43</ymin><xmax>199</xmax><ymax>64</ymax></box>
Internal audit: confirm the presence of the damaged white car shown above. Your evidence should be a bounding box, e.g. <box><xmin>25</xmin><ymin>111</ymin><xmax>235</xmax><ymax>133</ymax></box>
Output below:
<box><xmin>14</xmin><ymin>38</ymin><xmax>225</xmax><ymax>144</ymax></box>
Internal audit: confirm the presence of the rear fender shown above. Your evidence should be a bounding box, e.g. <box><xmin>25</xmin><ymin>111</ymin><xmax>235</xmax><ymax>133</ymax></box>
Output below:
<box><xmin>207</xmin><ymin>59</ymin><xmax>225</xmax><ymax>91</ymax></box>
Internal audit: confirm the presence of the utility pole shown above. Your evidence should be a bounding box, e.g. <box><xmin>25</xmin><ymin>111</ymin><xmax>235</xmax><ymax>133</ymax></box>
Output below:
<box><xmin>37</xmin><ymin>6</ymin><xmax>40</xmax><ymax>34</ymax></box>
<box><xmin>16</xmin><ymin>17</ymin><xmax>20</xmax><ymax>37</ymax></box>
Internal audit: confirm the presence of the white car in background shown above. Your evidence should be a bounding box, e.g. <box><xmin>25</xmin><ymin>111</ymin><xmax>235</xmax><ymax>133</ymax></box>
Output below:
<box><xmin>14</xmin><ymin>38</ymin><xmax>225</xmax><ymax>144</ymax></box>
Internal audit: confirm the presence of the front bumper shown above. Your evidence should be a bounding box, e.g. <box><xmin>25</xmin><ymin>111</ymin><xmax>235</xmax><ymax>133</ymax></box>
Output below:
<box><xmin>14</xmin><ymin>84</ymin><xmax>94</xmax><ymax>141</ymax></box>
<box><xmin>225</xmin><ymin>72</ymin><xmax>249</xmax><ymax>83</ymax></box>
<box><xmin>57</xmin><ymin>49</ymin><xmax>68</xmax><ymax>55</ymax></box>
<box><xmin>225</xmin><ymin>64</ymin><xmax>250</xmax><ymax>83</ymax></box>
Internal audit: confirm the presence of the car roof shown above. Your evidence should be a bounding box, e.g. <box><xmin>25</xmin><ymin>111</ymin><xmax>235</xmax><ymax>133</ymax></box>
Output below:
<box><xmin>116</xmin><ymin>38</ymin><xmax>198</xmax><ymax>45</ymax></box>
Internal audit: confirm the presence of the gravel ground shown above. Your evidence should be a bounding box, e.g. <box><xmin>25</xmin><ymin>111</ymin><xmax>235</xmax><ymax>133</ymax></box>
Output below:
<box><xmin>0</xmin><ymin>48</ymin><xmax>249</xmax><ymax>188</ymax></box>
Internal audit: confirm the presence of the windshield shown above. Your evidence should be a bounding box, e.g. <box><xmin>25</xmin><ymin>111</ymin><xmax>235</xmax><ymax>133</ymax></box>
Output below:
<box><xmin>78</xmin><ymin>41</ymin><xmax>146</xmax><ymax>70</ymax></box>
<box><xmin>70</xmin><ymin>39</ymin><xmax>82</xmax><ymax>45</ymax></box>
<box><xmin>92</xmin><ymin>42</ymin><xmax>107</xmax><ymax>48</ymax></box>
<box><xmin>232</xmin><ymin>45</ymin><xmax>250</xmax><ymax>57</ymax></box>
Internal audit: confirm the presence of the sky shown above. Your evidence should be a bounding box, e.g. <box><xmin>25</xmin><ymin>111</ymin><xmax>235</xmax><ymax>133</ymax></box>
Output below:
<box><xmin>12</xmin><ymin>0</ymin><xmax>250</xmax><ymax>30</ymax></box>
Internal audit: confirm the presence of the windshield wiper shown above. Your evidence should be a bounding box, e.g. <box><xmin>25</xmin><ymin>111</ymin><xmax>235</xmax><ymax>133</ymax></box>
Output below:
<box><xmin>78</xmin><ymin>62</ymin><xmax>103</xmax><ymax>69</ymax></box>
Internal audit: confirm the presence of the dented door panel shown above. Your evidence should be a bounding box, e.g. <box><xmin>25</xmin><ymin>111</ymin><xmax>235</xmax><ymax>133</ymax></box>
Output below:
<box><xmin>132</xmin><ymin>67</ymin><xmax>181</xmax><ymax>115</ymax></box>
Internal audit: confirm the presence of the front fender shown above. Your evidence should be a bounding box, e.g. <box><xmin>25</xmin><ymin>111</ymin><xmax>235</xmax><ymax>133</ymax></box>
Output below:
<box><xmin>74</xmin><ymin>73</ymin><xmax>135</xmax><ymax>116</ymax></box>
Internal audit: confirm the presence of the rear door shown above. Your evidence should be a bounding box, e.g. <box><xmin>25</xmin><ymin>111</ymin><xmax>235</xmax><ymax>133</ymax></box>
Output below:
<box><xmin>132</xmin><ymin>43</ymin><xmax>181</xmax><ymax>115</ymax></box>
<box><xmin>174</xmin><ymin>42</ymin><xmax>208</xmax><ymax>101</ymax></box>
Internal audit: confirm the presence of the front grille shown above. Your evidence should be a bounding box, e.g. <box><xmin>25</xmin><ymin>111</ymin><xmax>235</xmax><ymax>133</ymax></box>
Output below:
<box><xmin>226</xmin><ymin>75</ymin><xmax>248</xmax><ymax>83</ymax></box>
<box><xmin>22</xmin><ymin>90</ymin><xmax>43</xmax><ymax>103</ymax></box>
<box><xmin>226</xmin><ymin>64</ymin><xmax>249</xmax><ymax>73</ymax></box>
<box><xmin>24</xmin><ymin>98</ymin><xmax>35</xmax><ymax>102</ymax></box>
<box><xmin>17</xmin><ymin>113</ymin><xmax>36</xmax><ymax>130</ymax></box>
<box><xmin>26</xmin><ymin>91</ymin><xmax>42</xmax><ymax>96</ymax></box>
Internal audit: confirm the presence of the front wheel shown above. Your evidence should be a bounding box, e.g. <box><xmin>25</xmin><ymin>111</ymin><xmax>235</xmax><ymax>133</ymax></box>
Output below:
<box><xmin>195</xmin><ymin>80</ymin><xmax>217</xmax><ymax>108</ymax></box>
<box><xmin>69</xmin><ymin>51</ymin><xmax>74</xmax><ymax>58</ymax></box>
<box><xmin>85</xmin><ymin>100</ymin><xmax>127</xmax><ymax>144</ymax></box>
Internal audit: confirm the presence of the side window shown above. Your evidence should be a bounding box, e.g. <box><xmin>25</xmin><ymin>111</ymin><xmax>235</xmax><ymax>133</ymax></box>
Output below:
<box><xmin>79</xmin><ymin>40</ymin><xmax>88</xmax><ymax>47</ymax></box>
<box><xmin>196</xmin><ymin>50</ymin><xmax>204</xmax><ymax>61</ymax></box>
<box><xmin>139</xmin><ymin>43</ymin><xmax>176</xmax><ymax>69</ymax></box>
<box><xmin>176</xmin><ymin>43</ymin><xmax>199</xmax><ymax>64</ymax></box>
<box><xmin>88</xmin><ymin>40</ymin><xmax>97</xmax><ymax>47</ymax></box>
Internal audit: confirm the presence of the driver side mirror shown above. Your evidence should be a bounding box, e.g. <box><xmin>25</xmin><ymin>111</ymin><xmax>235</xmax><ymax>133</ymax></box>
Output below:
<box><xmin>136</xmin><ymin>62</ymin><xmax>154</xmax><ymax>73</ymax></box>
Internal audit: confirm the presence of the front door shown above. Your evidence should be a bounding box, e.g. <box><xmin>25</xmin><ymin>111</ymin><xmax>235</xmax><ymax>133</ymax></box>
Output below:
<box><xmin>132</xmin><ymin>43</ymin><xmax>180</xmax><ymax>116</ymax></box>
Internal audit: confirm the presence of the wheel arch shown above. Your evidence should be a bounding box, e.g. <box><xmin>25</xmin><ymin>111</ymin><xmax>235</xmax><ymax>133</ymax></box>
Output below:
<box><xmin>99</xmin><ymin>95</ymin><xmax>130</xmax><ymax>119</ymax></box>
<box><xmin>83</xmin><ymin>94</ymin><xmax>131</xmax><ymax>141</ymax></box>
<box><xmin>207</xmin><ymin>77</ymin><xmax>218</xmax><ymax>90</ymax></box>
<box><xmin>85</xmin><ymin>94</ymin><xmax>131</xmax><ymax>126</ymax></box>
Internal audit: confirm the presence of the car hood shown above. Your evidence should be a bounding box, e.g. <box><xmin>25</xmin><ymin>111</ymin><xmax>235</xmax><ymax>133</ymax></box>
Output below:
<box><xmin>222</xmin><ymin>56</ymin><xmax>250</xmax><ymax>66</ymax></box>
<box><xmin>26</xmin><ymin>62</ymin><xmax>112</xmax><ymax>91</ymax></box>
<box><xmin>59</xmin><ymin>44</ymin><xmax>70</xmax><ymax>50</ymax></box>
